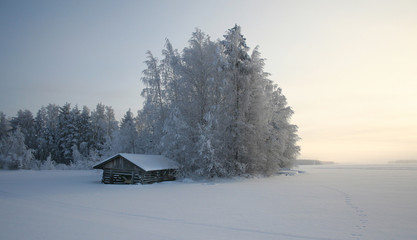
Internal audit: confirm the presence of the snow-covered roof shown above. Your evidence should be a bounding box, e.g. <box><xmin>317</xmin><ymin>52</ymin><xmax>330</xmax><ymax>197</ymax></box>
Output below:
<box><xmin>93</xmin><ymin>153</ymin><xmax>179</xmax><ymax>171</ymax></box>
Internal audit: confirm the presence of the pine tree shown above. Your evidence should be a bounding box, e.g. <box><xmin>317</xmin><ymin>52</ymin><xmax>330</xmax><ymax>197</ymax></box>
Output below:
<box><xmin>220</xmin><ymin>25</ymin><xmax>253</xmax><ymax>173</ymax></box>
<box><xmin>0</xmin><ymin>112</ymin><xmax>10</xmax><ymax>140</ymax></box>
<box><xmin>119</xmin><ymin>109</ymin><xmax>139</xmax><ymax>154</ymax></box>
<box><xmin>57</xmin><ymin>103</ymin><xmax>74</xmax><ymax>165</ymax></box>
<box><xmin>90</xmin><ymin>103</ymin><xmax>107</xmax><ymax>154</ymax></box>
<box><xmin>78</xmin><ymin>106</ymin><xmax>92</xmax><ymax>157</ymax></box>
<box><xmin>45</xmin><ymin>104</ymin><xmax>60</xmax><ymax>162</ymax></box>
<box><xmin>34</xmin><ymin>107</ymin><xmax>49</xmax><ymax>161</ymax></box>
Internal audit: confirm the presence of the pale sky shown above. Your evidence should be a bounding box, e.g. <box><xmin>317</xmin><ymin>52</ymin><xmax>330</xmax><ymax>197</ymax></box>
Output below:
<box><xmin>1</xmin><ymin>0</ymin><xmax>416</xmax><ymax>163</ymax></box>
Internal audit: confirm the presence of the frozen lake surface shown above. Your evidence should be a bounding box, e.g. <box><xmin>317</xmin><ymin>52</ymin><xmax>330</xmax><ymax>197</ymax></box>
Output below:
<box><xmin>1</xmin><ymin>164</ymin><xmax>416</xmax><ymax>240</ymax></box>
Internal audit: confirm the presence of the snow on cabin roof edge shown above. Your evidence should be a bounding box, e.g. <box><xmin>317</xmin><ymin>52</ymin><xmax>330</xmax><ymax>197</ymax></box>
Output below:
<box><xmin>93</xmin><ymin>153</ymin><xmax>179</xmax><ymax>171</ymax></box>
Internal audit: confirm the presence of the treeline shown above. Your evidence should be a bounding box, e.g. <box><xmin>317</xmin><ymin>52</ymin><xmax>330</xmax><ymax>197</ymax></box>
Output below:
<box><xmin>296</xmin><ymin>160</ymin><xmax>335</xmax><ymax>165</ymax></box>
<box><xmin>0</xmin><ymin>25</ymin><xmax>300</xmax><ymax>177</ymax></box>
<box><xmin>0</xmin><ymin>104</ymin><xmax>141</xmax><ymax>170</ymax></box>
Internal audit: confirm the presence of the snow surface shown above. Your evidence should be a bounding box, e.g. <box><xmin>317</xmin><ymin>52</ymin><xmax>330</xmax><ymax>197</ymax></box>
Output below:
<box><xmin>1</xmin><ymin>164</ymin><xmax>417</xmax><ymax>240</ymax></box>
<box><xmin>94</xmin><ymin>153</ymin><xmax>179</xmax><ymax>171</ymax></box>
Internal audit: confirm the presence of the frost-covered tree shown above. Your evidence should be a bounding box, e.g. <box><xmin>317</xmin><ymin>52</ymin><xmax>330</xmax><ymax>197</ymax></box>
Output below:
<box><xmin>88</xmin><ymin>104</ymin><xmax>119</xmax><ymax>159</ymax></box>
<box><xmin>34</xmin><ymin>107</ymin><xmax>49</xmax><ymax>161</ymax></box>
<box><xmin>0</xmin><ymin>112</ymin><xmax>10</xmax><ymax>140</ymax></box>
<box><xmin>40</xmin><ymin>154</ymin><xmax>56</xmax><ymax>170</ymax></box>
<box><xmin>78</xmin><ymin>106</ymin><xmax>92</xmax><ymax>157</ymax></box>
<box><xmin>0</xmin><ymin>127</ymin><xmax>33</xmax><ymax>169</ymax></box>
<box><xmin>104</xmin><ymin>106</ymin><xmax>118</xmax><ymax>141</ymax></box>
<box><xmin>90</xmin><ymin>103</ymin><xmax>107</xmax><ymax>152</ymax></box>
<box><xmin>44</xmin><ymin>104</ymin><xmax>60</xmax><ymax>162</ymax></box>
<box><xmin>70</xmin><ymin>144</ymin><xmax>95</xmax><ymax>169</ymax></box>
<box><xmin>10</xmin><ymin>109</ymin><xmax>36</xmax><ymax>150</ymax></box>
<box><xmin>265</xmin><ymin>84</ymin><xmax>300</xmax><ymax>170</ymax></box>
<box><xmin>119</xmin><ymin>109</ymin><xmax>139</xmax><ymax>154</ymax></box>
<box><xmin>171</xmin><ymin>29</ymin><xmax>231</xmax><ymax>177</ymax></box>
<box><xmin>160</xmin><ymin>107</ymin><xmax>193</xmax><ymax>176</ymax></box>
<box><xmin>180</xmin><ymin>29</ymin><xmax>219</xmax><ymax>126</ymax></box>
<box><xmin>142</xmin><ymin>51</ymin><xmax>165</xmax><ymax>114</ymax></box>
<box><xmin>89</xmin><ymin>103</ymin><xmax>117</xmax><ymax>156</ymax></box>
<box><xmin>1</xmin><ymin>103</ymin><xmax>130</xmax><ymax>169</ymax></box>
<box><xmin>243</xmin><ymin>47</ymin><xmax>272</xmax><ymax>173</ymax></box>
<box><xmin>161</xmin><ymin>39</ymin><xmax>182</xmax><ymax>105</ymax></box>
<box><xmin>139</xmin><ymin>25</ymin><xmax>300</xmax><ymax>178</ymax></box>
<box><xmin>57</xmin><ymin>103</ymin><xmax>76</xmax><ymax>164</ymax></box>
<box><xmin>138</xmin><ymin>51</ymin><xmax>166</xmax><ymax>154</ymax></box>
<box><xmin>194</xmin><ymin>112</ymin><xmax>230</xmax><ymax>177</ymax></box>
<box><xmin>220</xmin><ymin>25</ymin><xmax>254</xmax><ymax>172</ymax></box>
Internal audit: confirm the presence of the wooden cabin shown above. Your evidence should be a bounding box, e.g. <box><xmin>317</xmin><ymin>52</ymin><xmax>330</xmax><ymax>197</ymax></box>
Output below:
<box><xmin>93</xmin><ymin>153</ymin><xmax>178</xmax><ymax>184</ymax></box>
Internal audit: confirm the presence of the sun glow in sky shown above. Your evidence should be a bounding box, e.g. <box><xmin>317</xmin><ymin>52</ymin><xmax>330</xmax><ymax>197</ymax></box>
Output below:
<box><xmin>1</xmin><ymin>0</ymin><xmax>416</xmax><ymax>163</ymax></box>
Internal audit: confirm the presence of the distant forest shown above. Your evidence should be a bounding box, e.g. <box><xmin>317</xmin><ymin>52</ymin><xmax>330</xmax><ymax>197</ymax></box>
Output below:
<box><xmin>0</xmin><ymin>103</ymin><xmax>133</xmax><ymax>170</ymax></box>
<box><xmin>0</xmin><ymin>25</ymin><xmax>300</xmax><ymax>178</ymax></box>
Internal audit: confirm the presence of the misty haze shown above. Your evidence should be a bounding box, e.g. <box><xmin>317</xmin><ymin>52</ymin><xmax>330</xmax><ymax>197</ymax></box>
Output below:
<box><xmin>1</xmin><ymin>1</ymin><xmax>416</xmax><ymax>240</ymax></box>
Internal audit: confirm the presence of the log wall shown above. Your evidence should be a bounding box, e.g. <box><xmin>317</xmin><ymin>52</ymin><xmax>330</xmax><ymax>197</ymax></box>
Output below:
<box><xmin>101</xmin><ymin>168</ymin><xmax>176</xmax><ymax>184</ymax></box>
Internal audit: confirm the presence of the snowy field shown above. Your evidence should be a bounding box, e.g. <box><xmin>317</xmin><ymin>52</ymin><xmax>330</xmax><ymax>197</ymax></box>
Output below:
<box><xmin>1</xmin><ymin>164</ymin><xmax>416</xmax><ymax>240</ymax></box>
